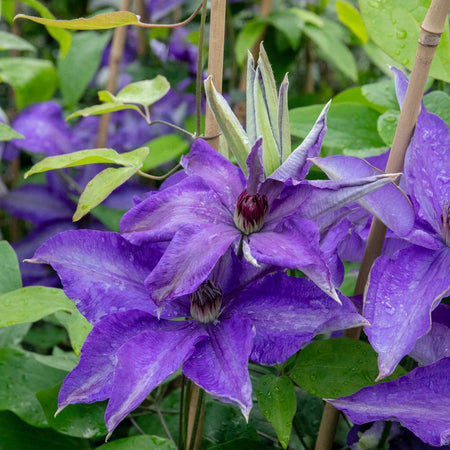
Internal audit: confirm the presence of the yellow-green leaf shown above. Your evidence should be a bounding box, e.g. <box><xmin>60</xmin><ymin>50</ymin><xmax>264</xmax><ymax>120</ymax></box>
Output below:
<box><xmin>66</xmin><ymin>102</ymin><xmax>142</xmax><ymax>120</ymax></box>
<box><xmin>25</xmin><ymin>147</ymin><xmax>149</xmax><ymax>178</ymax></box>
<box><xmin>336</xmin><ymin>1</ymin><xmax>369</xmax><ymax>43</ymax></box>
<box><xmin>16</xmin><ymin>11</ymin><xmax>139</xmax><ymax>30</ymax></box>
<box><xmin>0</xmin><ymin>287</ymin><xmax>75</xmax><ymax>327</ymax></box>
<box><xmin>73</xmin><ymin>166</ymin><xmax>139</xmax><ymax>221</ymax></box>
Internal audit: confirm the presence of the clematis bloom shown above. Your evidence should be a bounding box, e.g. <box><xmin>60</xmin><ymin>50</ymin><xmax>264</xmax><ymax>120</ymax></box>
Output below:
<box><xmin>31</xmin><ymin>229</ymin><xmax>368</xmax><ymax>437</ymax></box>
<box><xmin>121</xmin><ymin>116</ymin><xmax>400</xmax><ymax>307</ymax></box>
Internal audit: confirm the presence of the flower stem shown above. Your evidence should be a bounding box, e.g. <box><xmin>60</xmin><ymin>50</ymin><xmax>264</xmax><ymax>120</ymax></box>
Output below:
<box><xmin>187</xmin><ymin>387</ymin><xmax>205</xmax><ymax>450</ymax></box>
<box><xmin>177</xmin><ymin>375</ymin><xmax>185</xmax><ymax>450</ymax></box>
<box><xmin>195</xmin><ymin>0</ymin><xmax>208</xmax><ymax>138</ymax></box>
<box><xmin>314</xmin><ymin>1</ymin><xmax>450</xmax><ymax>449</ymax></box>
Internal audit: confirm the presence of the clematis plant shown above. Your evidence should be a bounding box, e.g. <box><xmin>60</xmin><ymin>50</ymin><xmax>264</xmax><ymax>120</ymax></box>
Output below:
<box><xmin>30</xmin><ymin>229</ymin><xmax>368</xmax><ymax>437</ymax></box>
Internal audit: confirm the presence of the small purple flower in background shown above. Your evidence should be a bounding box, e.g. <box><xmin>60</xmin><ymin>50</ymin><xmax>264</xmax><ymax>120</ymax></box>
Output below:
<box><xmin>30</xmin><ymin>229</ymin><xmax>367</xmax><ymax>437</ymax></box>
<box><xmin>121</xmin><ymin>111</ymin><xmax>401</xmax><ymax>307</ymax></box>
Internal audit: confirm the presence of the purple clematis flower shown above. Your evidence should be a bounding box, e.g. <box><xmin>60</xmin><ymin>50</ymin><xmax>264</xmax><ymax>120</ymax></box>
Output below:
<box><xmin>121</xmin><ymin>113</ymin><xmax>400</xmax><ymax>307</ymax></box>
<box><xmin>30</xmin><ymin>229</ymin><xmax>368</xmax><ymax>437</ymax></box>
<box><xmin>329</xmin><ymin>357</ymin><xmax>450</xmax><ymax>447</ymax></box>
<box><xmin>308</xmin><ymin>68</ymin><xmax>450</xmax><ymax>380</ymax></box>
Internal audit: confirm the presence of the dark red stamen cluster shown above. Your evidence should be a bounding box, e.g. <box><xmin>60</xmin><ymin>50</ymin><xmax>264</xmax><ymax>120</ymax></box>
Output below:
<box><xmin>190</xmin><ymin>280</ymin><xmax>223</xmax><ymax>324</ymax></box>
<box><xmin>233</xmin><ymin>189</ymin><xmax>269</xmax><ymax>235</ymax></box>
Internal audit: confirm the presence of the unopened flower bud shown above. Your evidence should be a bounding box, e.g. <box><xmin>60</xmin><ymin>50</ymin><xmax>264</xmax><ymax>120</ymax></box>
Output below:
<box><xmin>233</xmin><ymin>190</ymin><xmax>269</xmax><ymax>235</ymax></box>
<box><xmin>190</xmin><ymin>280</ymin><xmax>222</xmax><ymax>323</ymax></box>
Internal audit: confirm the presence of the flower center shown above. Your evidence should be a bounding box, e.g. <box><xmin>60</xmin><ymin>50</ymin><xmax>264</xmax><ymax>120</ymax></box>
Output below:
<box><xmin>441</xmin><ymin>201</ymin><xmax>450</xmax><ymax>247</ymax></box>
<box><xmin>190</xmin><ymin>280</ymin><xmax>222</xmax><ymax>324</ymax></box>
<box><xmin>233</xmin><ymin>190</ymin><xmax>269</xmax><ymax>235</ymax></box>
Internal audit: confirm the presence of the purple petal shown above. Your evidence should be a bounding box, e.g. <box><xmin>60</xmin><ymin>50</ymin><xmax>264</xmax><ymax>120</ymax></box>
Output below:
<box><xmin>227</xmin><ymin>273</ymin><xmax>367</xmax><ymax>365</ymax></box>
<box><xmin>105</xmin><ymin>320</ymin><xmax>206</xmax><ymax>435</ymax></box>
<box><xmin>0</xmin><ymin>185</ymin><xmax>73</xmax><ymax>225</ymax></box>
<box><xmin>15</xmin><ymin>219</ymin><xmax>79</xmax><ymax>287</ymax></box>
<box><xmin>329</xmin><ymin>358</ymin><xmax>450</xmax><ymax>447</ymax></box>
<box><xmin>410</xmin><ymin>304</ymin><xmax>450</xmax><ymax>366</ymax></box>
<box><xmin>30</xmin><ymin>230</ymin><xmax>173</xmax><ymax>323</ymax></box>
<box><xmin>364</xmin><ymin>246</ymin><xmax>450</xmax><ymax>379</ymax></box>
<box><xmin>245</xmin><ymin>138</ymin><xmax>264</xmax><ymax>195</ymax></box>
<box><xmin>269</xmin><ymin>102</ymin><xmax>330</xmax><ymax>183</ymax></box>
<box><xmin>247</xmin><ymin>218</ymin><xmax>340</xmax><ymax>302</ymax></box>
<box><xmin>120</xmin><ymin>175</ymin><xmax>233</xmax><ymax>245</ymax></box>
<box><xmin>11</xmin><ymin>101</ymin><xmax>76</xmax><ymax>156</ymax></box>
<box><xmin>312</xmin><ymin>155</ymin><xmax>415</xmax><ymax>237</ymax></box>
<box><xmin>391</xmin><ymin>66</ymin><xmax>408</xmax><ymax>109</ymax></box>
<box><xmin>183</xmin><ymin>316</ymin><xmax>254</xmax><ymax>419</ymax></box>
<box><xmin>58</xmin><ymin>310</ymin><xmax>159</xmax><ymax>410</ymax></box>
<box><xmin>181</xmin><ymin>139</ymin><xmax>245</xmax><ymax>213</ymax></box>
<box><xmin>404</xmin><ymin>107</ymin><xmax>450</xmax><ymax>234</ymax></box>
<box><xmin>145</xmin><ymin>223</ymin><xmax>240</xmax><ymax>305</ymax></box>
<box><xmin>296</xmin><ymin>175</ymin><xmax>401</xmax><ymax>223</ymax></box>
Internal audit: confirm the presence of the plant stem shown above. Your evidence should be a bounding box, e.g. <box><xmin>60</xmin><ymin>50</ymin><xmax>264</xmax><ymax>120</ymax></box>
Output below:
<box><xmin>178</xmin><ymin>375</ymin><xmax>185</xmax><ymax>450</ymax></box>
<box><xmin>314</xmin><ymin>1</ymin><xmax>450</xmax><ymax>449</ymax></box>
<box><xmin>195</xmin><ymin>0</ymin><xmax>208</xmax><ymax>137</ymax></box>
<box><xmin>96</xmin><ymin>0</ymin><xmax>131</xmax><ymax>148</ymax></box>
<box><xmin>187</xmin><ymin>387</ymin><xmax>205</xmax><ymax>450</ymax></box>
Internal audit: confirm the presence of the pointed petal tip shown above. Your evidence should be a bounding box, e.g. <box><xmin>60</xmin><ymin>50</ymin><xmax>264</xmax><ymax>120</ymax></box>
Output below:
<box><xmin>23</xmin><ymin>258</ymin><xmax>39</xmax><ymax>264</ymax></box>
<box><xmin>331</xmin><ymin>289</ymin><xmax>342</xmax><ymax>305</ymax></box>
<box><xmin>105</xmin><ymin>430</ymin><xmax>113</xmax><ymax>442</ymax></box>
<box><xmin>54</xmin><ymin>405</ymin><xmax>66</xmax><ymax>418</ymax></box>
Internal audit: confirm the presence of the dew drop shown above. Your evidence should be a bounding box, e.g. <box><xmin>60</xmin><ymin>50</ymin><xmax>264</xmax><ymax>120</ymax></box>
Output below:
<box><xmin>402</xmin><ymin>58</ymin><xmax>410</xmax><ymax>65</ymax></box>
<box><xmin>396</xmin><ymin>29</ymin><xmax>407</xmax><ymax>39</ymax></box>
<box><xmin>394</xmin><ymin>50</ymin><xmax>401</xmax><ymax>56</ymax></box>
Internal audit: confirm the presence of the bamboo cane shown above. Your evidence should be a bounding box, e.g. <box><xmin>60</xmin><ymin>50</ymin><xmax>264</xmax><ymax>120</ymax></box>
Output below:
<box><xmin>315</xmin><ymin>1</ymin><xmax>450</xmax><ymax>448</ymax></box>
<box><xmin>96</xmin><ymin>0</ymin><xmax>131</xmax><ymax>148</ymax></box>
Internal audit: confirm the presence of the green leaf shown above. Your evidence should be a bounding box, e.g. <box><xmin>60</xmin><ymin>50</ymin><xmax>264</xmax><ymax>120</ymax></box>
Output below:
<box><xmin>377</xmin><ymin>109</ymin><xmax>400</xmax><ymax>146</ymax></box>
<box><xmin>16</xmin><ymin>10</ymin><xmax>140</xmax><ymax>30</ymax></box>
<box><xmin>264</xmin><ymin>10</ymin><xmax>303</xmax><ymax>50</ymax></box>
<box><xmin>256</xmin><ymin>375</ymin><xmax>296</xmax><ymax>449</ymax></box>
<box><xmin>0</xmin><ymin>241</ymin><xmax>22</xmax><ymax>294</ymax></box>
<box><xmin>25</xmin><ymin>146</ymin><xmax>149</xmax><ymax>178</ymax></box>
<box><xmin>0</xmin><ymin>286</ymin><xmax>75</xmax><ymax>327</ymax></box>
<box><xmin>0</xmin><ymin>324</ymin><xmax>31</xmax><ymax>348</ymax></box>
<box><xmin>90</xmin><ymin>205</ymin><xmax>126</xmax><ymax>232</ymax></box>
<box><xmin>31</xmin><ymin>348</ymin><xmax>79</xmax><ymax>372</ymax></box>
<box><xmin>333</xmin><ymin>87</ymin><xmax>387</xmax><ymax>113</ymax></box>
<box><xmin>335</xmin><ymin>1</ymin><xmax>369</xmax><ymax>43</ymax></box>
<box><xmin>99</xmin><ymin>76</ymin><xmax>170</xmax><ymax>108</ymax></box>
<box><xmin>73</xmin><ymin>166</ymin><xmax>139</xmax><ymax>221</ymax></box>
<box><xmin>66</xmin><ymin>102</ymin><xmax>142</xmax><ymax>120</ymax></box>
<box><xmin>0</xmin><ymin>348</ymin><xmax>68</xmax><ymax>426</ymax></box>
<box><xmin>290</xmin><ymin>103</ymin><xmax>384</xmax><ymax>150</ymax></box>
<box><xmin>0</xmin><ymin>411</ymin><xmax>90</xmax><ymax>449</ymax></box>
<box><xmin>204</xmin><ymin>76</ymin><xmax>251</xmax><ymax>174</ymax></box>
<box><xmin>424</xmin><ymin>90</ymin><xmax>450</xmax><ymax>127</ymax></box>
<box><xmin>359</xmin><ymin>0</ymin><xmax>450</xmax><ymax>82</ymax></box>
<box><xmin>97</xmin><ymin>435</ymin><xmax>177</xmax><ymax>449</ymax></box>
<box><xmin>0</xmin><ymin>30</ymin><xmax>35</xmax><ymax>51</ymax></box>
<box><xmin>361</xmin><ymin>80</ymin><xmax>399</xmax><ymax>111</ymax></box>
<box><xmin>290</xmin><ymin>338</ymin><xmax>406</xmax><ymax>398</ymax></box>
<box><xmin>291</xmin><ymin>8</ymin><xmax>324</xmax><ymax>27</ymax></box>
<box><xmin>58</xmin><ymin>31</ymin><xmax>111</xmax><ymax>107</ymax></box>
<box><xmin>0</xmin><ymin>58</ymin><xmax>57</xmax><ymax>108</ymax></box>
<box><xmin>142</xmin><ymin>134</ymin><xmax>189</xmax><ymax>171</ymax></box>
<box><xmin>303</xmin><ymin>24</ymin><xmax>358</xmax><ymax>81</ymax></box>
<box><xmin>362</xmin><ymin>40</ymin><xmax>398</xmax><ymax>77</ymax></box>
<box><xmin>235</xmin><ymin>19</ymin><xmax>266</xmax><ymax>66</ymax></box>
<box><xmin>15</xmin><ymin>0</ymin><xmax>72</xmax><ymax>56</ymax></box>
<box><xmin>0</xmin><ymin>122</ymin><xmax>24</xmax><ymax>141</ymax></box>
<box><xmin>36</xmin><ymin>384</ymin><xmax>107</xmax><ymax>438</ymax></box>
<box><xmin>55</xmin><ymin>310</ymin><xmax>93</xmax><ymax>356</ymax></box>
